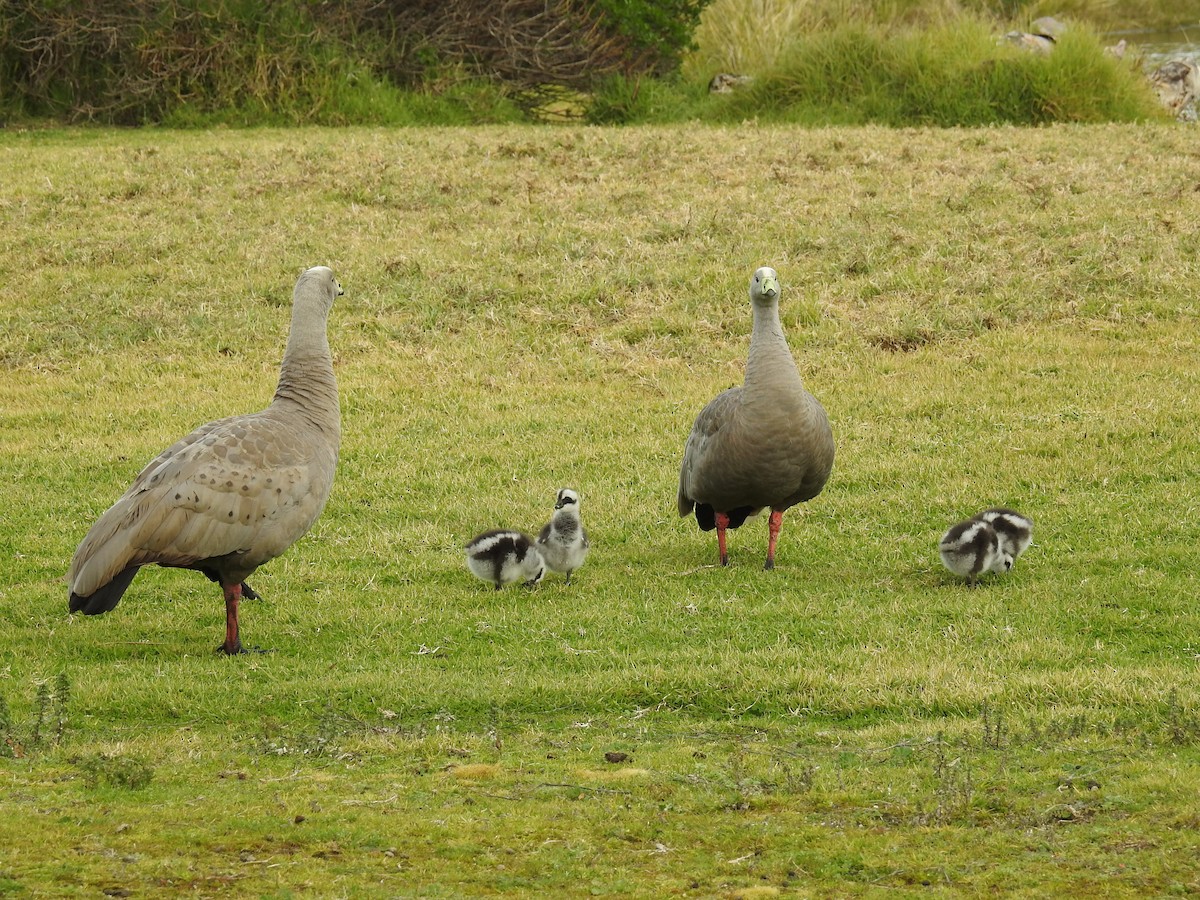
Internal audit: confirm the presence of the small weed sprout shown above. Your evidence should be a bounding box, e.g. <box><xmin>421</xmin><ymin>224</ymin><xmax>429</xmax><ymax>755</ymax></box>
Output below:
<box><xmin>30</xmin><ymin>681</ymin><xmax>51</xmax><ymax>749</ymax></box>
<box><xmin>981</xmin><ymin>701</ymin><xmax>1005</xmax><ymax>750</ymax></box>
<box><xmin>931</xmin><ymin>732</ymin><xmax>974</xmax><ymax>826</ymax></box>
<box><xmin>0</xmin><ymin>675</ymin><xmax>70</xmax><ymax>757</ymax></box>
<box><xmin>0</xmin><ymin>693</ymin><xmax>12</xmax><ymax>758</ymax></box>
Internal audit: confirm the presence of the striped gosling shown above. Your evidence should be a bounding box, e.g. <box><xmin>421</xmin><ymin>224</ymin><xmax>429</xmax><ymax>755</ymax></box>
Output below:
<box><xmin>976</xmin><ymin>508</ymin><xmax>1033</xmax><ymax>563</ymax></box>
<box><xmin>939</xmin><ymin>518</ymin><xmax>1013</xmax><ymax>586</ymax></box>
<box><xmin>465</xmin><ymin>530</ymin><xmax>545</xmax><ymax>590</ymax></box>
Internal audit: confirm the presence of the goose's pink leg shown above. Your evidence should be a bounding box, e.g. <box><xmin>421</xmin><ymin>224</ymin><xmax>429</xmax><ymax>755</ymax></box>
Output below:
<box><xmin>715</xmin><ymin>512</ymin><xmax>730</xmax><ymax>566</ymax></box>
<box><xmin>221</xmin><ymin>582</ymin><xmax>244</xmax><ymax>655</ymax></box>
<box><xmin>764</xmin><ymin>509</ymin><xmax>784</xmax><ymax>571</ymax></box>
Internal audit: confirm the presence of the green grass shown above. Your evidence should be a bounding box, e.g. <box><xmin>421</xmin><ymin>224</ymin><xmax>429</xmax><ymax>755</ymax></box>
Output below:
<box><xmin>667</xmin><ymin>17</ymin><xmax>1170</xmax><ymax>127</ymax></box>
<box><xmin>3</xmin><ymin>123</ymin><xmax>1200</xmax><ymax>895</ymax></box>
<box><xmin>590</xmin><ymin>25</ymin><xmax>1169</xmax><ymax>127</ymax></box>
<box><xmin>730</xmin><ymin>22</ymin><xmax>1163</xmax><ymax>125</ymax></box>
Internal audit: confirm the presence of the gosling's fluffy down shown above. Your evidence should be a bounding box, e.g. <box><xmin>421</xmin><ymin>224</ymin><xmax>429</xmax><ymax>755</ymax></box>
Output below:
<box><xmin>939</xmin><ymin>518</ymin><xmax>1013</xmax><ymax>586</ymax></box>
<box><xmin>976</xmin><ymin>508</ymin><xmax>1033</xmax><ymax>561</ymax></box>
<box><xmin>465</xmin><ymin>530</ymin><xmax>545</xmax><ymax>590</ymax></box>
<box><xmin>536</xmin><ymin>488</ymin><xmax>590</xmax><ymax>583</ymax></box>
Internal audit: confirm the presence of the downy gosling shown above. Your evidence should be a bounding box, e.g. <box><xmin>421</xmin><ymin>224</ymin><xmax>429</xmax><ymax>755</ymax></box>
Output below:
<box><xmin>536</xmin><ymin>488</ymin><xmax>590</xmax><ymax>583</ymax></box>
<box><xmin>465</xmin><ymin>530</ymin><xmax>545</xmax><ymax>590</ymax></box>
<box><xmin>939</xmin><ymin>518</ymin><xmax>1013</xmax><ymax>586</ymax></box>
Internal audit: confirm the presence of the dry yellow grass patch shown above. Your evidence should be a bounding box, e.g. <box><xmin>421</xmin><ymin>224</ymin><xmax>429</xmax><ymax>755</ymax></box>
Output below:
<box><xmin>729</xmin><ymin>888</ymin><xmax>782</xmax><ymax>900</ymax></box>
<box><xmin>576</xmin><ymin>767</ymin><xmax>652</xmax><ymax>781</ymax></box>
<box><xmin>445</xmin><ymin>763</ymin><xmax>502</xmax><ymax>780</ymax></box>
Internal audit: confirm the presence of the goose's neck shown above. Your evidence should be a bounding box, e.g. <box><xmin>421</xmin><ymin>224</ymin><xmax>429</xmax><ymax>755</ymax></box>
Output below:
<box><xmin>745</xmin><ymin>302</ymin><xmax>803</xmax><ymax>392</ymax></box>
<box><xmin>272</xmin><ymin>303</ymin><xmax>340</xmax><ymax>437</ymax></box>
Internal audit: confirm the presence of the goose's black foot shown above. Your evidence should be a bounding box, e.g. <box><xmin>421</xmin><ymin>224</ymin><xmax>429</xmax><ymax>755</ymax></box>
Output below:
<box><xmin>216</xmin><ymin>642</ymin><xmax>271</xmax><ymax>655</ymax></box>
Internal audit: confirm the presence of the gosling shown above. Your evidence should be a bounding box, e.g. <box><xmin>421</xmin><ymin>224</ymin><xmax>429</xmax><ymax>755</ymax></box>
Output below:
<box><xmin>976</xmin><ymin>508</ymin><xmax>1033</xmax><ymax>563</ymax></box>
<box><xmin>465</xmin><ymin>530</ymin><xmax>545</xmax><ymax>590</ymax></box>
<box><xmin>536</xmin><ymin>488</ymin><xmax>590</xmax><ymax>584</ymax></box>
<box><xmin>939</xmin><ymin>518</ymin><xmax>1013</xmax><ymax>586</ymax></box>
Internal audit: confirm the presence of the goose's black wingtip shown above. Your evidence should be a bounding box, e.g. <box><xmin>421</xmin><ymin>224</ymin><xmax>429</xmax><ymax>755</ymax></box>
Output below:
<box><xmin>69</xmin><ymin>591</ymin><xmax>114</xmax><ymax>615</ymax></box>
<box><xmin>68</xmin><ymin>566</ymin><xmax>139</xmax><ymax>615</ymax></box>
<box><xmin>694</xmin><ymin>505</ymin><xmax>757</xmax><ymax>532</ymax></box>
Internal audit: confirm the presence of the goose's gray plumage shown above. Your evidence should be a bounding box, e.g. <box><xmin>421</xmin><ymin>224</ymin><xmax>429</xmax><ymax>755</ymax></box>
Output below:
<box><xmin>939</xmin><ymin>518</ymin><xmax>1012</xmax><ymax>585</ymax></box>
<box><xmin>677</xmin><ymin>266</ymin><xmax>835</xmax><ymax>569</ymax></box>
<box><xmin>536</xmin><ymin>488</ymin><xmax>590</xmax><ymax>583</ymax></box>
<box><xmin>67</xmin><ymin>266</ymin><xmax>343</xmax><ymax>654</ymax></box>
<box><xmin>465</xmin><ymin>530</ymin><xmax>545</xmax><ymax>590</ymax></box>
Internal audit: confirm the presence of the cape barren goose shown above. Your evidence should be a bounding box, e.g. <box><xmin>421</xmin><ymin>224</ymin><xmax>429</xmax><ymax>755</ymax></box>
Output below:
<box><xmin>465</xmin><ymin>530</ymin><xmax>545</xmax><ymax>590</ymax></box>
<box><xmin>678</xmin><ymin>266</ymin><xmax>835</xmax><ymax>569</ymax></box>
<box><xmin>938</xmin><ymin>518</ymin><xmax>1013</xmax><ymax>586</ymax></box>
<box><xmin>67</xmin><ymin>266</ymin><xmax>343</xmax><ymax>654</ymax></box>
<box><xmin>976</xmin><ymin>507</ymin><xmax>1033</xmax><ymax>563</ymax></box>
<box><xmin>536</xmin><ymin>488</ymin><xmax>590</xmax><ymax>583</ymax></box>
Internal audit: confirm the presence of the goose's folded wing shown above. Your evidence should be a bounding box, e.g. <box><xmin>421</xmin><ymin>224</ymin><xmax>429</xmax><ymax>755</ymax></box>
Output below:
<box><xmin>677</xmin><ymin>387</ymin><xmax>741</xmax><ymax>515</ymax></box>
<box><xmin>68</xmin><ymin>415</ymin><xmax>323</xmax><ymax>597</ymax></box>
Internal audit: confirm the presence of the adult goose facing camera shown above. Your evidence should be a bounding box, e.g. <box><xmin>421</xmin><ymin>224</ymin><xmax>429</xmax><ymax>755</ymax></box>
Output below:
<box><xmin>677</xmin><ymin>266</ymin><xmax>834</xmax><ymax>569</ymax></box>
<box><xmin>67</xmin><ymin>266</ymin><xmax>343</xmax><ymax>655</ymax></box>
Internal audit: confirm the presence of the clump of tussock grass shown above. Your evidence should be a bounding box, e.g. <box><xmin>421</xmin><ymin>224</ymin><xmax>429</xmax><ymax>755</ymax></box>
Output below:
<box><xmin>713</xmin><ymin>18</ymin><xmax>1167</xmax><ymax>126</ymax></box>
<box><xmin>685</xmin><ymin>0</ymin><xmax>1191</xmax><ymax>82</ymax></box>
<box><xmin>587</xmin><ymin>16</ymin><xmax>1166</xmax><ymax>126</ymax></box>
<box><xmin>584</xmin><ymin>74</ymin><xmax>715</xmax><ymax>125</ymax></box>
<box><xmin>685</xmin><ymin>0</ymin><xmax>969</xmax><ymax>80</ymax></box>
<box><xmin>161</xmin><ymin>69</ymin><xmax>526</xmax><ymax>128</ymax></box>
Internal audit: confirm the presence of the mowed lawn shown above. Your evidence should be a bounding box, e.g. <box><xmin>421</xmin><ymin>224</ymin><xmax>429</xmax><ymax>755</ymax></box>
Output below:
<box><xmin>2</xmin><ymin>123</ymin><xmax>1200</xmax><ymax>896</ymax></box>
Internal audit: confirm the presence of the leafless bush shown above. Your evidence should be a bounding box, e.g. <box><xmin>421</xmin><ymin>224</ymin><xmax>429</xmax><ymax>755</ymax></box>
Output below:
<box><xmin>0</xmin><ymin>0</ymin><xmax>666</xmax><ymax>123</ymax></box>
<box><xmin>361</xmin><ymin>0</ymin><xmax>643</xmax><ymax>89</ymax></box>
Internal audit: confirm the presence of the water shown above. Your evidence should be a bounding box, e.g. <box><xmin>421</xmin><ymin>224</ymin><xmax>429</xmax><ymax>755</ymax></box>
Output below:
<box><xmin>1106</xmin><ymin>22</ymin><xmax>1200</xmax><ymax>65</ymax></box>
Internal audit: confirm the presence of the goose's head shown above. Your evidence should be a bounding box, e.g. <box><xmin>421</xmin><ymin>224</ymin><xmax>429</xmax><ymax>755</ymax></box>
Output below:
<box><xmin>555</xmin><ymin>488</ymin><xmax>580</xmax><ymax>511</ymax></box>
<box><xmin>749</xmin><ymin>266</ymin><xmax>780</xmax><ymax>307</ymax></box>
<box><xmin>301</xmin><ymin>266</ymin><xmax>344</xmax><ymax>304</ymax></box>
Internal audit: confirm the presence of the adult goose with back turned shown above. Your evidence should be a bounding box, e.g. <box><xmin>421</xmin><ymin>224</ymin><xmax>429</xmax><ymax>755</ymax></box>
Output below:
<box><xmin>67</xmin><ymin>266</ymin><xmax>343</xmax><ymax>654</ymax></box>
<box><xmin>678</xmin><ymin>266</ymin><xmax>834</xmax><ymax>569</ymax></box>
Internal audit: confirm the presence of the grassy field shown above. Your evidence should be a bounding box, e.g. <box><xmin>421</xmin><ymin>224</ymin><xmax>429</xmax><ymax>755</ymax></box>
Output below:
<box><xmin>2</xmin><ymin>122</ymin><xmax>1200</xmax><ymax>896</ymax></box>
